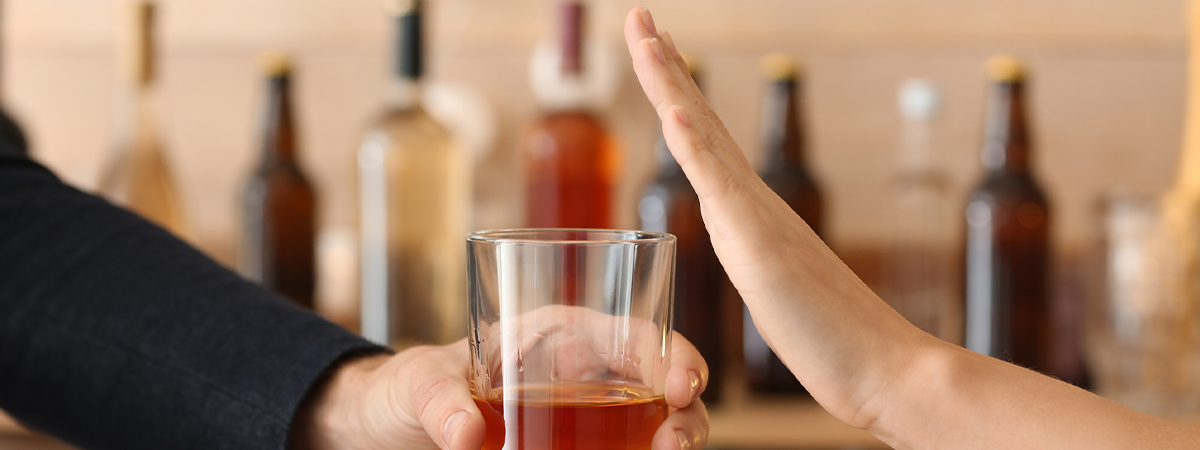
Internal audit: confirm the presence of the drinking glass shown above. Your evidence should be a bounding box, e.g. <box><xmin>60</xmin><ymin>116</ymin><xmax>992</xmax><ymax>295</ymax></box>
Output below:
<box><xmin>1086</xmin><ymin>192</ymin><xmax>1200</xmax><ymax>420</ymax></box>
<box><xmin>467</xmin><ymin>229</ymin><xmax>676</xmax><ymax>450</ymax></box>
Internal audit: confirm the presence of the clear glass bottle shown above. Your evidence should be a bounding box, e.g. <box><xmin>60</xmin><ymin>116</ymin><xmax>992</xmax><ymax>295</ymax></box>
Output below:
<box><xmin>98</xmin><ymin>0</ymin><xmax>186</xmax><ymax>237</ymax></box>
<box><xmin>885</xmin><ymin>79</ymin><xmax>959</xmax><ymax>344</ymax></box>
<box><xmin>358</xmin><ymin>0</ymin><xmax>469</xmax><ymax>348</ymax></box>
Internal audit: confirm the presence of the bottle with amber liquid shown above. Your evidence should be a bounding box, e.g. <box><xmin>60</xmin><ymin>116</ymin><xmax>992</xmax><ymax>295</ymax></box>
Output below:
<box><xmin>963</xmin><ymin>56</ymin><xmax>1051</xmax><ymax>372</ymax></box>
<box><xmin>239</xmin><ymin>53</ymin><xmax>317</xmax><ymax>310</ymax></box>
<box><xmin>0</xmin><ymin>0</ymin><xmax>27</xmax><ymax>154</ymax></box>
<box><xmin>638</xmin><ymin>58</ymin><xmax>725</xmax><ymax>404</ymax></box>
<box><xmin>523</xmin><ymin>1</ymin><xmax>618</xmax><ymax>228</ymax></box>
<box><xmin>98</xmin><ymin>0</ymin><xmax>186</xmax><ymax>237</ymax></box>
<box><xmin>746</xmin><ymin>55</ymin><xmax>825</xmax><ymax>394</ymax></box>
<box><xmin>358</xmin><ymin>0</ymin><xmax>469</xmax><ymax>347</ymax></box>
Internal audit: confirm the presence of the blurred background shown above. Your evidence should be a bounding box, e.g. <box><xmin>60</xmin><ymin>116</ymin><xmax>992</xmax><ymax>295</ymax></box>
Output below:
<box><xmin>4</xmin><ymin>0</ymin><xmax>1200</xmax><ymax>449</ymax></box>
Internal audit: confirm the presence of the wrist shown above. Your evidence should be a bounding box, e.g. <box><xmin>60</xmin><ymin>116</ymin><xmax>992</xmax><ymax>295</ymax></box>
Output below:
<box><xmin>860</xmin><ymin>331</ymin><xmax>967</xmax><ymax>439</ymax></box>
<box><xmin>290</xmin><ymin>353</ymin><xmax>390</xmax><ymax>450</ymax></box>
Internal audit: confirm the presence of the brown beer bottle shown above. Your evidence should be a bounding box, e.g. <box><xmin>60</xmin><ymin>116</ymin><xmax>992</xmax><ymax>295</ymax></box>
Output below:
<box><xmin>963</xmin><ymin>56</ymin><xmax>1051</xmax><ymax>371</ymax></box>
<box><xmin>746</xmin><ymin>54</ymin><xmax>825</xmax><ymax>394</ymax></box>
<box><xmin>239</xmin><ymin>53</ymin><xmax>317</xmax><ymax>310</ymax></box>
<box><xmin>638</xmin><ymin>58</ymin><xmax>725</xmax><ymax>404</ymax></box>
<box><xmin>523</xmin><ymin>1</ymin><xmax>618</xmax><ymax>228</ymax></box>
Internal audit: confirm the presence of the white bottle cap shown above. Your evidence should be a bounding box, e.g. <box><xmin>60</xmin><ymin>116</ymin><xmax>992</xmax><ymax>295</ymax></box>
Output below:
<box><xmin>897</xmin><ymin>78</ymin><xmax>941</xmax><ymax>121</ymax></box>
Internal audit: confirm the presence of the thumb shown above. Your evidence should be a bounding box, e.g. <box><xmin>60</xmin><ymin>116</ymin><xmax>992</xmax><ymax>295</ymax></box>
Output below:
<box><xmin>403</xmin><ymin>345</ymin><xmax>487</xmax><ymax>450</ymax></box>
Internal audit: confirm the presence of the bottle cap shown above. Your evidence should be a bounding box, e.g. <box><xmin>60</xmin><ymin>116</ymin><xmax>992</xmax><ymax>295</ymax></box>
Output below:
<box><xmin>383</xmin><ymin>0</ymin><xmax>419</xmax><ymax>16</ymax></box>
<box><xmin>985</xmin><ymin>54</ymin><xmax>1025</xmax><ymax>82</ymax></box>
<box><xmin>261</xmin><ymin>51</ymin><xmax>291</xmax><ymax>77</ymax></box>
<box><xmin>680</xmin><ymin>52</ymin><xmax>700</xmax><ymax>78</ymax></box>
<box><xmin>126</xmin><ymin>0</ymin><xmax>155</xmax><ymax>84</ymax></box>
<box><xmin>897</xmin><ymin>78</ymin><xmax>940</xmax><ymax>121</ymax></box>
<box><xmin>760</xmin><ymin>53</ymin><xmax>801</xmax><ymax>80</ymax></box>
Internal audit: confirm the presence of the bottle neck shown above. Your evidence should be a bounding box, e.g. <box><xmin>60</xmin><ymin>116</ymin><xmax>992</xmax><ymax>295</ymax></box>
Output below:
<box><xmin>560</xmin><ymin>1</ymin><xmax>584</xmax><ymax>77</ymax></box>
<box><xmin>388</xmin><ymin>2</ymin><xmax>424</xmax><ymax>110</ymax></box>
<box><xmin>261</xmin><ymin>75</ymin><xmax>296</xmax><ymax>165</ymax></box>
<box><xmin>898</xmin><ymin>115</ymin><xmax>933</xmax><ymax>173</ymax></box>
<box><xmin>761</xmin><ymin>78</ymin><xmax>805</xmax><ymax>169</ymax></box>
<box><xmin>1178</xmin><ymin>1</ymin><xmax>1200</xmax><ymax>194</ymax></box>
<box><xmin>981</xmin><ymin>81</ymin><xmax>1031</xmax><ymax>174</ymax></box>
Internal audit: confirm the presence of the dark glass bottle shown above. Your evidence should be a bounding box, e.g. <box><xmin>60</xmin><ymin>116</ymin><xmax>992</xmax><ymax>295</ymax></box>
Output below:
<box><xmin>746</xmin><ymin>55</ymin><xmax>825</xmax><ymax>394</ymax></box>
<box><xmin>240</xmin><ymin>53</ymin><xmax>317</xmax><ymax>310</ymax></box>
<box><xmin>963</xmin><ymin>56</ymin><xmax>1051</xmax><ymax>372</ymax></box>
<box><xmin>523</xmin><ymin>1</ymin><xmax>618</xmax><ymax>228</ymax></box>
<box><xmin>638</xmin><ymin>62</ymin><xmax>725</xmax><ymax>404</ymax></box>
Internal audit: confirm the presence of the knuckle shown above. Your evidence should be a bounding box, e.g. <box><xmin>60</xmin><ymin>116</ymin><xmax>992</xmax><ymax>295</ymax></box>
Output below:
<box><xmin>412</xmin><ymin>376</ymin><xmax>454</xmax><ymax>419</ymax></box>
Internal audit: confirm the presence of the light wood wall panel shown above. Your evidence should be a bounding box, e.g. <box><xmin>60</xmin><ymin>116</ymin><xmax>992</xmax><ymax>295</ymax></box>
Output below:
<box><xmin>5</xmin><ymin>0</ymin><xmax>1190</xmax><ymax>265</ymax></box>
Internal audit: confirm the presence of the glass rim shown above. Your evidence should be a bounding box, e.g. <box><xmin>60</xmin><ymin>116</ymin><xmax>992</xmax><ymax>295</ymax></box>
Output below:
<box><xmin>466</xmin><ymin>228</ymin><xmax>676</xmax><ymax>245</ymax></box>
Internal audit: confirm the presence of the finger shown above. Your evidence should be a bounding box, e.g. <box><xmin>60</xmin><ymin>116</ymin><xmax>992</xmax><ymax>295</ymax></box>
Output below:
<box><xmin>402</xmin><ymin>343</ymin><xmax>487</xmax><ymax>450</ymax></box>
<box><xmin>657</xmin><ymin>30</ymin><xmax>695</xmax><ymax>90</ymax></box>
<box><xmin>624</xmin><ymin>8</ymin><xmax>755</xmax><ymax>177</ymax></box>
<box><xmin>652</xmin><ymin>401</ymin><xmax>710</xmax><ymax>450</ymax></box>
<box><xmin>665</xmin><ymin>331</ymin><xmax>708</xmax><ymax>409</ymax></box>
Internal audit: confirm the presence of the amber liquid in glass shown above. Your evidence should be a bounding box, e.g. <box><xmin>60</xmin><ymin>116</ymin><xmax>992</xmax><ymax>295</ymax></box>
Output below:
<box><xmin>475</xmin><ymin>384</ymin><xmax>667</xmax><ymax>450</ymax></box>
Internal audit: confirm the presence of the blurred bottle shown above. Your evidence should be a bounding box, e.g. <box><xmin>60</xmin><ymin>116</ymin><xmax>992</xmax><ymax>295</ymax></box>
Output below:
<box><xmin>1165</xmin><ymin>0</ymin><xmax>1200</xmax><ymax>327</ymax></box>
<box><xmin>885</xmin><ymin>79</ymin><xmax>960</xmax><ymax>343</ymax></box>
<box><xmin>963</xmin><ymin>56</ymin><xmax>1052</xmax><ymax>372</ymax></box>
<box><xmin>638</xmin><ymin>56</ymin><xmax>725</xmax><ymax>404</ymax></box>
<box><xmin>98</xmin><ymin>0</ymin><xmax>186</xmax><ymax>237</ymax></box>
<box><xmin>358</xmin><ymin>0</ymin><xmax>469</xmax><ymax>348</ymax></box>
<box><xmin>523</xmin><ymin>1</ymin><xmax>619</xmax><ymax>228</ymax></box>
<box><xmin>745</xmin><ymin>54</ymin><xmax>825</xmax><ymax>395</ymax></box>
<box><xmin>0</xmin><ymin>0</ymin><xmax>27</xmax><ymax>154</ymax></box>
<box><xmin>239</xmin><ymin>53</ymin><xmax>317</xmax><ymax>310</ymax></box>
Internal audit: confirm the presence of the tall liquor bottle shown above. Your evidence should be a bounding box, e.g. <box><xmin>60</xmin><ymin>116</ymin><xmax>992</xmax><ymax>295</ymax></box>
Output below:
<box><xmin>963</xmin><ymin>56</ymin><xmax>1051</xmax><ymax>372</ymax></box>
<box><xmin>98</xmin><ymin>0</ymin><xmax>187</xmax><ymax>237</ymax></box>
<box><xmin>239</xmin><ymin>53</ymin><xmax>317</xmax><ymax>310</ymax></box>
<box><xmin>358</xmin><ymin>0</ymin><xmax>469</xmax><ymax>348</ymax></box>
<box><xmin>746</xmin><ymin>55</ymin><xmax>825</xmax><ymax>394</ymax></box>
<box><xmin>523</xmin><ymin>1</ymin><xmax>618</xmax><ymax>228</ymax></box>
<box><xmin>1166</xmin><ymin>0</ymin><xmax>1200</xmax><ymax>306</ymax></box>
<box><xmin>638</xmin><ymin>58</ymin><xmax>725</xmax><ymax>403</ymax></box>
<box><xmin>0</xmin><ymin>0</ymin><xmax>26</xmax><ymax>154</ymax></box>
<box><xmin>885</xmin><ymin>80</ymin><xmax>960</xmax><ymax>343</ymax></box>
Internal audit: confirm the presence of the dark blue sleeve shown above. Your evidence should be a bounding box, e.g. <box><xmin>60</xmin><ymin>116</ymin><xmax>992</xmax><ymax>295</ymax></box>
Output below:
<box><xmin>0</xmin><ymin>146</ymin><xmax>387</xmax><ymax>449</ymax></box>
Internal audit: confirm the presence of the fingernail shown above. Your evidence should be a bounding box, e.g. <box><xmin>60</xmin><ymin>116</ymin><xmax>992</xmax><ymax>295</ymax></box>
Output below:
<box><xmin>659</xmin><ymin>30</ymin><xmax>680</xmax><ymax>57</ymax></box>
<box><xmin>673</xmin><ymin>107</ymin><xmax>692</xmax><ymax>128</ymax></box>
<box><xmin>648</xmin><ymin>38</ymin><xmax>666</xmax><ymax>65</ymax></box>
<box><xmin>688</xmin><ymin>370</ymin><xmax>701</xmax><ymax>399</ymax></box>
<box><xmin>442</xmin><ymin>410</ymin><xmax>469</xmax><ymax>447</ymax></box>
<box><xmin>676</xmin><ymin>429</ymin><xmax>692</xmax><ymax>450</ymax></box>
<box><xmin>638</xmin><ymin>7</ymin><xmax>657</xmax><ymax>35</ymax></box>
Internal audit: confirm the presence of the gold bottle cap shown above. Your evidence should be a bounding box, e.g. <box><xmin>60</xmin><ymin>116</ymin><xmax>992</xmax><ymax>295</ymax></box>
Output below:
<box><xmin>680</xmin><ymin>52</ymin><xmax>700</xmax><ymax>78</ymax></box>
<box><xmin>760</xmin><ymin>53</ymin><xmax>801</xmax><ymax>80</ymax></box>
<box><xmin>261</xmin><ymin>51</ymin><xmax>292</xmax><ymax>77</ymax></box>
<box><xmin>985</xmin><ymin>54</ymin><xmax>1025</xmax><ymax>82</ymax></box>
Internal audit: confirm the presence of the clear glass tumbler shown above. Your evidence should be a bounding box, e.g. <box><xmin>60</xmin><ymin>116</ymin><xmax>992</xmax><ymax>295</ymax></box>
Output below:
<box><xmin>467</xmin><ymin>229</ymin><xmax>676</xmax><ymax>450</ymax></box>
<box><xmin>1086</xmin><ymin>191</ymin><xmax>1200</xmax><ymax>420</ymax></box>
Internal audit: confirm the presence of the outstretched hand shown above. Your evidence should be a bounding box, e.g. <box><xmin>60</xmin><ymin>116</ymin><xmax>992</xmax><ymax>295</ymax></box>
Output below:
<box><xmin>621</xmin><ymin>6</ymin><xmax>931</xmax><ymax>430</ymax></box>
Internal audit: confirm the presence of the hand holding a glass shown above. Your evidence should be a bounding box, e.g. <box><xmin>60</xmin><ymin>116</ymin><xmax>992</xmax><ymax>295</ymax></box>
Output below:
<box><xmin>293</xmin><ymin>232</ymin><xmax>708</xmax><ymax>450</ymax></box>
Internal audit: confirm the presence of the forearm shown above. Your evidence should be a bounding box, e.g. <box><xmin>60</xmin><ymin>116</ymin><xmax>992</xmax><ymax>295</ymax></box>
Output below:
<box><xmin>871</xmin><ymin>340</ymin><xmax>1200</xmax><ymax>449</ymax></box>
<box><xmin>0</xmin><ymin>151</ymin><xmax>384</xmax><ymax>449</ymax></box>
